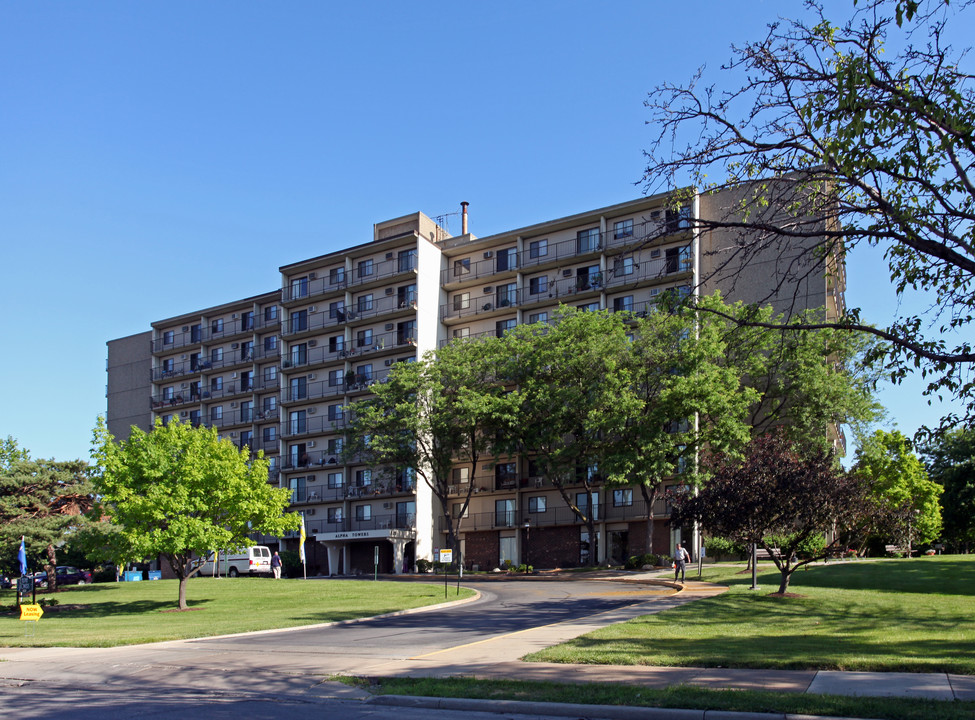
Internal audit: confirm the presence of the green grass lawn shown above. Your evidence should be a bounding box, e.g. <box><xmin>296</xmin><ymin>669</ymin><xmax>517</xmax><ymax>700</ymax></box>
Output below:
<box><xmin>527</xmin><ymin>555</ymin><xmax>975</xmax><ymax>674</ymax></box>
<box><xmin>0</xmin><ymin>577</ymin><xmax>473</xmax><ymax>648</ymax></box>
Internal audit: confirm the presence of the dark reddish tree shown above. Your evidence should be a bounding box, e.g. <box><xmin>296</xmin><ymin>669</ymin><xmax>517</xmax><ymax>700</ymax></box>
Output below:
<box><xmin>671</xmin><ymin>432</ymin><xmax>878</xmax><ymax>594</ymax></box>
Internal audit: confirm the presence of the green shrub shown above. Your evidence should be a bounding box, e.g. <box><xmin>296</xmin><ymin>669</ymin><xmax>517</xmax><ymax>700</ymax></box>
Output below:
<box><xmin>624</xmin><ymin>553</ymin><xmax>660</xmax><ymax>570</ymax></box>
<box><xmin>416</xmin><ymin>558</ymin><xmax>431</xmax><ymax>573</ymax></box>
<box><xmin>279</xmin><ymin>550</ymin><xmax>301</xmax><ymax>578</ymax></box>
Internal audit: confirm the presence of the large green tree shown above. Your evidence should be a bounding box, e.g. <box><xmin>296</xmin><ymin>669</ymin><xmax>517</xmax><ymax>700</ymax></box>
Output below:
<box><xmin>642</xmin><ymin>0</ymin><xmax>975</xmax><ymax>434</ymax></box>
<box><xmin>853</xmin><ymin>429</ymin><xmax>943</xmax><ymax>550</ymax></box>
<box><xmin>601</xmin><ymin>293</ymin><xmax>758</xmax><ymax>556</ymax></box>
<box><xmin>499</xmin><ymin>308</ymin><xmax>639</xmax><ymax>565</ymax></box>
<box><xmin>91</xmin><ymin>417</ymin><xmax>299</xmax><ymax>609</ymax></box>
<box><xmin>346</xmin><ymin>337</ymin><xmax>515</xmax><ymax>561</ymax></box>
<box><xmin>923</xmin><ymin>426</ymin><xmax>975</xmax><ymax>551</ymax></box>
<box><xmin>0</xmin><ymin>456</ymin><xmax>93</xmax><ymax>591</ymax></box>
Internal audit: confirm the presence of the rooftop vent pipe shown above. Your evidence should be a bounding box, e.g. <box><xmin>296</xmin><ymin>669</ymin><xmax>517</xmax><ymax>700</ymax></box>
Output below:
<box><xmin>461</xmin><ymin>201</ymin><xmax>469</xmax><ymax>235</ymax></box>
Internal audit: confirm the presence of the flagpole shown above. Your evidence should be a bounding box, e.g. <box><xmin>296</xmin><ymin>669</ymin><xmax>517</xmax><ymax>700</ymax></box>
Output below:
<box><xmin>298</xmin><ymin>514</ymin><xmax>307</xmax><ymax>580</ymax></box>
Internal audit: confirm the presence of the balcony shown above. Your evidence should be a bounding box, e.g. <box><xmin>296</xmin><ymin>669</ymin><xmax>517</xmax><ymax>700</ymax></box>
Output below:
<box><xmin>299</xmin><ymin>512</ymin><xmax>417</xmax><ymax>536</ymax></box>
<box><xmin>282</xmin><ymin>256</ymin><xmax>417</xmax><ymax>307</ymax></box>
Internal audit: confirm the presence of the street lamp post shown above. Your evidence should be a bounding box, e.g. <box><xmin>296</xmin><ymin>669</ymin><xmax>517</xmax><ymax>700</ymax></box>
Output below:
<box><xmin>523</xmin><ymin>520</ymin><xmax>531</xmax><ymax>570</ymax></box>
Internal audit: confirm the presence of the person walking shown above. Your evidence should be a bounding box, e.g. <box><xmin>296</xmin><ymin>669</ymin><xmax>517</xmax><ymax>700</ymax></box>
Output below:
<box><xmin>271</xmin><ymin>551</ymin><xmax>282</xmax><ymax>579</ymax></box>
<box><xmin>674</xmin><ymin>542</ymin><xmax>690</xmax><ymax>583</ymax></box>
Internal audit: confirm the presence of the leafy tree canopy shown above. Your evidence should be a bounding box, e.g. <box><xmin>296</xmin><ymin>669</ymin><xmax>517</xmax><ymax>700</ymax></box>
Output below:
<box><xmin>922</xmin><ymin>425</ymin><xmax>975</xmax><ymax>550</ymax></box>
<box><xmin>643</xmin><ymin>0</ymin><xmax>975</xmax><ymax>435</ymax></box>
<box><xmin>91</xmin><ymin>416</ymin><xmax>298</xmax><ymax>609</ymax></box>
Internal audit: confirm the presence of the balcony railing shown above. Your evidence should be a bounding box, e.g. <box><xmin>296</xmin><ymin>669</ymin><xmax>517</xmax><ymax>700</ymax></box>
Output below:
<box><xmin>282</xmin><ymin>296</ymin><xmax>418</xmax><ymax>337</ymax></box>
<box><xmin>289</xmin><ymin>512</ymin><xmax>417</xmax><ymax>536</ymax></box>
<box><xmin>282</xmin><ymin>256</ymin><xmax>417</xmax><ymax>305</ymax></box>
<box><xmin>280</xmin><ymin>330</ymin><xmax>405</xmax><ymax>371</ymax></box>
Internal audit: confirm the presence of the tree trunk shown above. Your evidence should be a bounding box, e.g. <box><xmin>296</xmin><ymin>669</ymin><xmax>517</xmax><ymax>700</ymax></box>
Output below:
<box><xmin>639</xmin><ymin>485</ymin><xmax>657</xmax><ymax>556</ymax></box>
<box><xmin>45</xmin><ymin>544</ymin><xmax>58</xmax><ymax>593</ymax></box>
<box><xmin>777</xmin><ymin>569</ymin><xmax>791</xmax><ymax>595</ymax></box>
<box><xmin>178</xmin><ymin>575</ymin><xmax>189</xmax><ymax>610</ymax></box>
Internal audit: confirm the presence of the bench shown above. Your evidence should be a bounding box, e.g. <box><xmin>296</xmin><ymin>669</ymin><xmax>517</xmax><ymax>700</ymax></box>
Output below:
<box><xmin>754</xmin><ymin>548</ymin><xmax>782</xmax><ymax>560</ymax></box>
<box><xmin>885</xmin><ymin>545</ymin><xmax>917</xmax><ymax>557</ymax></box>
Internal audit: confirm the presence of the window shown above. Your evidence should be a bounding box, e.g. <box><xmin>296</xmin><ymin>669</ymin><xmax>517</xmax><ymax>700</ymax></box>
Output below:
<box><xmin>396</xmin><ymin>283</ymin><xmax>416</xmax><ymax>308</ymax></box>
<box><xmin>614</xmin><ymin>219</ymin><xmax>634</xmax><ymax>239</ymax></box>
<box><xmin>263</xmin><ymin>365</ymin><xmax>277</xmax><ymax>382</ymax></box>
<box><xmin>328</xmin><ymin>369</ymin><xmax>345</xmax><ymax>387</ymax></box>
<box><xmin>264</xmin><ymin>335</ymin><xmax>278</xmax><ymax>351</ymax></box>
<box><xmin>529</xmin><ymin>239</ymin><xmax>548</xmax><ymax>259</ymax></box>
<box><xmin>327</xmin><ymin>507</ymin><xmax>343</xmax><ymax>522</ymax></box>
<box><xmin>327</xmin><ymin>403</ymin><xmax>344</xmax><ymax>421</ymax></box>
<box><xmin>327</xmin><ymin>472</ymin><xmax>344</xmax><ymax>488</ymax></box>
<box><xmin>397</xmin><ymin>320</ymin><xmax>416</xmax><ymax>345</ymax></box>
<box><xmin>290</xmin><ymin>376</ymin><xmax>306</xmax><ymax>401</ymax></box>
<box><xmin>290</xmin><ymin>276</ymin><xmax>308</xmax><ymax>299</ymax></box>
<box><xmin>210</xmin><ymin>406</ymin><xmax>223</xmax><ymax>422</ymax></box>
<box><xmin>355</xmin><ymin>505</ymin><xmax>372</xmax><ymax>521</ymax></box>
<box><xmin>665</xmin><ymin>206</ymin><xmax>691</xmax><ymax>232</ymax></box>
<box><xmin>289</xmin><ymin>410</ymin><xmax>306</xmax><ymax>435</ymax></box>
<box><xmin>239</xmin><ymin>430</ymin><xmax>252</xmax><ymax>449</ymax></box>
<box><xmin>576</xmin><ymin>492</ymin><xmax>600</xmax><ymax>521</ymax></box>
<box><xmin>495</xmin><ymin>462</ymin><xmax>518</xmax><ymax>488</ymax></box>
<box><xmin>163</xmin><ymin>386</ymin><xmax>174</xmax><ymax>401</ymax></box>
<box><xmin>496</xmin><ymin>247</ymin><xmax>517</xmax><ymax>272</ymax></box>
<box><xmin>327</xmin><ymin>437</ymin><xmax>344</xmax><ymax>455</ymax></box>
<box><xmin>210</xmin><ymin>347</ymin><xmax>223</xmax><ymax>363</ymax></box>
<box><xmin>357</xmin><ymin>294</ymin><xmax>374</xmax><ymax>312</ymax></box>
<box><xmin>496</xmin><ymin>283</ymin><xmax>517</xmax><ymax>307</ymax></box>
<box><xmin>613</xmin><ymin>489</ymin><xmax>633</xmax><ymax>507</ymax></box>
<box><xmin>289</xmin><ymin>476</ymin><xmax>306</xmax><ymax>503</ymax></box>
<box><xmin>577</xmin><ymin>302</ymin><xmax>600</xmax><ymax>312</ymax></box>
<box><xmin>329</xmin><ymin>300</ymin><xmax>346</xmax><ymax>320</ymax></box>
<box><xmin>189</xmin><ymin>381</ymin><xmax>201</xmax><ymax>399</ymax></box>
<box><xmin>614</xmin><ymin>256</ymin><xmax>635</xmax><ymax>276</ymax></box>
<box><xmin>211</xmin><ymin>318</ymin><xmax>224</xmax><ymax>334</ymax></box>
<box><xmin>263</xmin><ymin>395</ymin><xmax>277</xmax><ymax>413</ymax></box>
<box><xmin>452</xmin><ymin>327</ymin><xmax>470</xmax><ymax>339</ymax></box>
<box><xmin>240</xmin><ymin>341</ymin><xmax>254</xmax><ymax>361</ymax></box>
<box><xmin>161</xmin><ymin>358</ymin><xmax>175</xmax><ymax>374</ymax></box>
<box><xmin>329</xmin><ymin>335</ymin><xmax>345</xmax><ymax>353</ymax></box>
<box><xmin>451</xmin><ymin>503</ymin><xmax>469</xmax><ymax>519</ymax></box>
<box><xmin>398</xmin><ymin>248</ymin><xmax>417</xmax><ymax>272</ymax></box>
<box><xmin>452</xmin><ymin>467</ymin><xmax>469</xmax><ymax>484</ymax></box>
<box><xmin>163</xmin><ymin>330</ymin><xmax>174</xmax><ymax>345</ymax></box>
<box><xmin>329</xmin><ymin>267</ymin><xmax>346</xmax><ymax>285</ymax></box>
<box><xmin>241</xmin><ymin>311</ymin><xmax>255</xmax><ymax>331</ymax></box>
<box><xmin>190</xmin><ymin>353</ymin><xmax>202</xmax><ymax>371</ymax></box>
<box><xmin>288</xmin><ymin>443</ymin><xmax>306</xmax><ymax>467</ymax></box>
<box><xmin>189</xmin><ymin>409</ymin><xmax>201</xmax><ymax>426</ymax></box>
<box><xmin>453</xmin><ymin>292</ymin><xmax>470</xmax><ymax>311</ymax></box>
<box><xmin>453</xmin><ymin>258</ymin><xmax>470</xmax><ymax>277</ymax></box>
<box><xmin>528</xmin><ymin>312</ymin><xmax>548</xmax><ymax>324</ymax></box>
<box><xmin>240</xmin><ymin>371</ymin><xmax>253</xmax><ymax>391</ymax></box>
<box><xmin>580</xmin><ymin>529</ymin><xmax>598</xmax><ymax>566</ymax></box>
<box><xmin>529</xmin><ymin>496</ymin><xmax>547</xmax><ymax>513</ymax></box>
<box><xmin>613</xmin><ymin>296</ymin><xmax>634</xmax><ymax>313</ymax></box>
<box><xmin>396</xmin><ymin>500</ymin><xmax>416</xmax><ymax>528</ymax></box>
<box><xmin>355</xmin><ymin>364</ymin><xmax>373</xmax><ymax>383</ymax></box>
<box><xmin>577</xmin><ymin>228</ymin><xmax>600</xmax><ymax>254</ymax></box>
<box><xmin>356</xmin><ymin>328</ymin><xmax>373</xmax><ymax>347</ymax></box>
<box><xmin>263</xmin><ymin>426</ymin><xmax>277</xmax><ymax>444</ymax></box>
<box><xmin>290</xmin><ymin>343</ymin><xmax>307</xmax><ymax>366</ymax></box>
<box><xmin>264</xmin><ymin>305</ymin><xmax>278</xmax><ymax>322</ymax></box>
<box><xmin>191</xmin><ymin>324</ymin><xmax>202</xmax><ymax>342</ymax></box>
<box><xmin>210</xmin><ymin>376</ymin><xmax>223</xmax><ymax>392</ymax></box>
<box><xmin>355</xmin><ymin>469</ymin><xmax>372</xmax><ymax>487</ymax></box>
<box><xmin>529</xmin><ymin>276</ymin><xmax>548</xmax><ymax>295</ymax></box>
<box><xmin>357</xmin><ymin>259</ymin><xmax>374</xmax><ymax>278</ymax></box>
<box><xmin>290</xmin><ymin>309</ymin><xmax>308</xmax><ymax>332</ymax></box>
<box><xmin>576</xmin><ymin>264</ymin><xmax>601</xmax><ymax>290</ymax></box>
<box><xmin>496</xmin><ymin>318</ymin><xmax>517</xmax><ymax>337</ymax></box>
<box><xmin>495</xmin><ymin>499</ymin><xmax>515</xmax><ymax>527</ymax></box>
<box><xmin>161</xmin><ymin>414</ymin><xmax>172</xmax><ymax>425</ymax></box>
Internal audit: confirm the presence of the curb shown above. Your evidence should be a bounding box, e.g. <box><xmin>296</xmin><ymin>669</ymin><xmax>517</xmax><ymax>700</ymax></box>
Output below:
<box><xmin>368</xmin><ymin>694</ymin><xmax>881</xmax><ymax>720</ymax></box>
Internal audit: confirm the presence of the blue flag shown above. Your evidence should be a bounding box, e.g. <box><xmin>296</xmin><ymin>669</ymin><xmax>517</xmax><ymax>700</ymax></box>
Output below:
<box><xmin>18</xmin><ymin>537</ymin><xmax>27</xmax><ymax>576</ymax></box>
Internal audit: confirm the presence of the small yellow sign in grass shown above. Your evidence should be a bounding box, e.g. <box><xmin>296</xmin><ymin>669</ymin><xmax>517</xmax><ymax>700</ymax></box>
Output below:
<box><xmin>19</xmin><ymin>605</ymin><xmax>43</xmax><ymax>622</ymax></box>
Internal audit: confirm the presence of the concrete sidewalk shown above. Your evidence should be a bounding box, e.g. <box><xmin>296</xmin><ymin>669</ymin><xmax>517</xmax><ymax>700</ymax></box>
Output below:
<box><xmin>1</xmin><ymin>576</ymin><xmax>972</xmax><ymax>716</ymax></box>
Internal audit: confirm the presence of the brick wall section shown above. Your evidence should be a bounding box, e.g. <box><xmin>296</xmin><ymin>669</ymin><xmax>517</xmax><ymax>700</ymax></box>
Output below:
<box><xmin>464</xmin><ymin>530</ymin><xmax>498</xmax><ymax>570</ymax></box>
<box><xmin>625</xmin><ymin>520</ymin><xmax>672</xmax><ymax>558</ymax></box>
<box><xmin>527</xmin><ymin>525</ymin><xmax>580</xmax><ymax>568</ymax></box>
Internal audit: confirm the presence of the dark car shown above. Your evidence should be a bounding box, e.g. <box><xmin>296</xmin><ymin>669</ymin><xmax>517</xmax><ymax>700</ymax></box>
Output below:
<box><xmin>0</xmin><ymin>575</ymin><xmax>11</xmax><ymax>590</ymax></box>
<box><xmin>34</xmin><ymin>566</ymin><xmax>93</xmax><ymax>587</ymax></box>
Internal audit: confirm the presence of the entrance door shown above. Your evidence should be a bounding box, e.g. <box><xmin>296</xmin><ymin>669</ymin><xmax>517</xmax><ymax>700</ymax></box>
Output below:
<box><xmin>609</xmin><ymin>530</ymin><xmax>629</xmax><ymax>565</ymax></box>
<box><xmin>499</xmin><ymin>536</ymin><xmax>517</xmax><ymax>568</ymax></box>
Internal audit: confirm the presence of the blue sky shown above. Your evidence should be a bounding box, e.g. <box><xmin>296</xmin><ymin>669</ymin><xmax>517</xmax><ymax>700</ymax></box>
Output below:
<box><xmin>0</xmin><ymin>2</ymin><xmax>970</xmax><ymax>463</ymax></box>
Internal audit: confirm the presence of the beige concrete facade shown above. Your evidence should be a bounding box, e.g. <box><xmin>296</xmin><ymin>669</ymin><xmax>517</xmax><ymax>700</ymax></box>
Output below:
<box><xmin>107</xmin><ymin>191</ymin><xmax>844</xmax><ymax>575</ymax></box>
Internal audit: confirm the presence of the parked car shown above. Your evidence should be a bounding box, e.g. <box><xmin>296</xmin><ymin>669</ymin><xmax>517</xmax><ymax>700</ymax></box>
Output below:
<box><xmin>34</xmin><ymin>566</ymin><xmax>93</xmax><ymax>587</ymax></box>
<box><xmin>0</xmin><ymin>575</ymin><xmax>11</xmax><ymax>590</ymax></box>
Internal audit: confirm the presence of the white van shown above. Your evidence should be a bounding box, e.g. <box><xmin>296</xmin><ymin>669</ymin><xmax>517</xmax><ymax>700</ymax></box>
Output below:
<box><xmin>197</xmin><ymin>546</ymin><xmax>273</xmax><ymax>577</ymax></box>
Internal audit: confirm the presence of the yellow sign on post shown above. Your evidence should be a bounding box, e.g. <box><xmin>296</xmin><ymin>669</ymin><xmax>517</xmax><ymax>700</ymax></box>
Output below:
<box><xmin>19</xmin><ymin>604</ymin><xmax>43</xmax><ymax>621</ymax></box>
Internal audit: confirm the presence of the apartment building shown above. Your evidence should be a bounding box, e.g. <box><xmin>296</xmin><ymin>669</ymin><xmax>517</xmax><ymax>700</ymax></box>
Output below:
<box><xmin>106</xmin><ymin>191</ymin><xmax>845</xmax><ymax>575</ymax></box>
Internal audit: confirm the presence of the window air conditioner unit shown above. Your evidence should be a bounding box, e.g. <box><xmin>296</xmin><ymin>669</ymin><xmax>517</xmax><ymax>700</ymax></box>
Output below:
<box><xmin>563</xmin><ymin>269</ymin><xmax>573</xmax><ymax>277</ymax></box>
<box><xmin>483</xmin><ymin>286</ymin><xmax>493</xmax><ymax>293</ymax></box>
<box><xmin>385</xmin><ymin>288</ymin><xmax>394</xmax><ymax>295</ymax></box>
<box><xmin>231</xmin><ymin>314</ymin><xmax>238</xmax><ymax>319</ymax></box>
<box><xmin>308</xmin><ymin>373</ymin><xmax>316</xmax><ymax>380</ymax></box>
<box><xmin>307</xmin><ymin>508</ymin><xmax>315</xmax><ymax>515</ymax></box>
<box><xmin>483</xmin><ymin>251</ymin><xmax>493</xmax><ymax>258</ymax></box>
<box><xmin>181</xmin><ymin>355</ymin><xmax>187</xmax><ymax>360</ymax></box>
<box><xmin>309</xmin><ymin>272</ymin><xmax>316</xmax><ymax>280</ymax></box>
<box><xmin>182</xmin><ymin>326</ymin><xmax>189</xmax><ymax>332</ymax></box>
<box><xmin>308</xmin><ymin>441</ymin><xmax>316</xmax><ymax>448</ymax></box>
<box><xmin>231</xmin><ymin>372</ymin><xmax>238</xmax><ymax>378</ymax></box>
<box><xmin>383</xmin><ymin>502</ymin><xmax>392</xmax><ymax>509</ymax></box>
<box><xmin>181</xmin><ymin>411</ymin><xmax>189</xmax><ymax>417</ymax></box>
<box><xmin>181</xmin><ymin>382</ymin><xmax>187</xmax><ymax>388</ymax></box>
<box><xmin>308</xmin><ymin>339</ymin><xmax>317</xmax><ymax>347</ymax></box>
<box><xmin>385</xmin><ymin>323</ymin><xmax>394</xmax><ymax>331</ymax></box>
<box><xmin>230</xmin><ymin>402</ymin><xmax>237</xmax><ymax>408</ymax></box>
<box><xmin>231</xmin><ymin>343</ymin><xmax>239</xmax><ymax>349</ymax></box>
<box><xmin>230</xmin><ymin>431</ymin><xmax>237</xmax><ymax>437</ymax></box>
<box><xmin>308</xmin><ymin>407</ymin><xmax>317</xmax><ymax>414</ymax></box>
<box><xmin>386</xmin><ymin>252</ymin><xmax>393</xmax><ymax>260</ymax></box>
<box><xmin>384</xmin><ymin>359</ymin><xmax>392</xmax><ymax>366</ymax></box>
